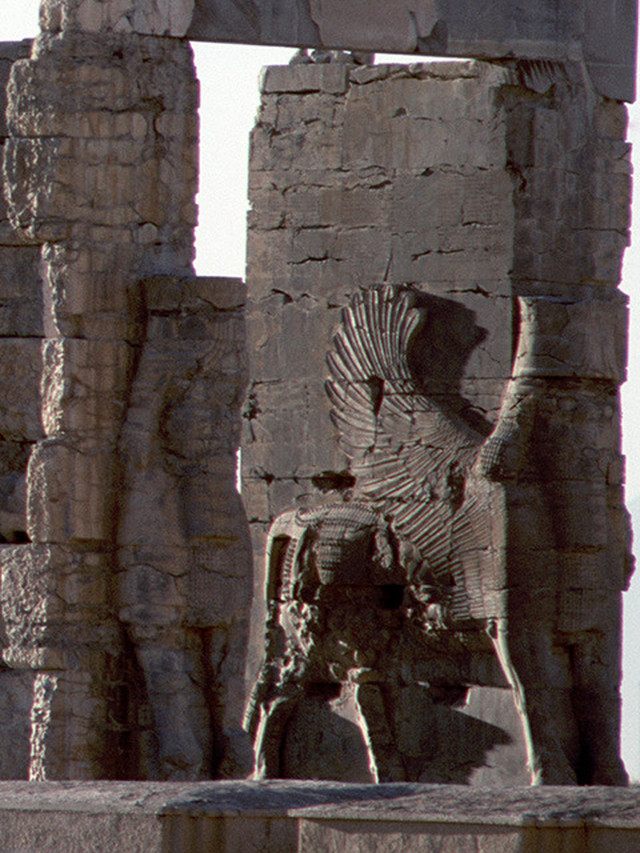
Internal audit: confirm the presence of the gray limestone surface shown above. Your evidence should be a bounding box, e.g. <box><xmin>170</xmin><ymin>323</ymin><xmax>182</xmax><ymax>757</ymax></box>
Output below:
<box><xmin>0</xmin><ymin>26</ymin><xmax>251</xmax><ymax>779</ymax></box>
<box><xmin>0</xmin><ymin>0</ymin><xmax>636</xmax><ymax>790</ymax></box>
<box><xmin>36</xmin><ymin>0</ymin><xmax>639</xmax><ymax>100</ymax></box>
<box><xmin>0</xmin><ymin>781</ymin><xmax>638</xmax><ymax>852</ymax></box>
<box><xmin>186</xmin><ymin>0</ymin><xmax>637</xmax><ymax>101</ymax></box>
<box><xmin>0</xmin><ymin>41</ymin><xmax>45</xmax><ymax>782</ymax></box>
<box><xmin>244</xmin><ymin>57</ymin><xmax>632</xmax><ymax>788</ymax></box>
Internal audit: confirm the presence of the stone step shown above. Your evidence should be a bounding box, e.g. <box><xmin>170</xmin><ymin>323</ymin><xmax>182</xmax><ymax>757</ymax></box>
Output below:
<box><xmin>0</xmin><ymin>781</ymin><xmax>638</xmax><ymax>853</ymax></box>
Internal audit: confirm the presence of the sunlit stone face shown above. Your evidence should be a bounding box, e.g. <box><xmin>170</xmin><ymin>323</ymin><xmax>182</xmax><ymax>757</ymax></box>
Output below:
<box><xmin>39</xmin><ymin>0</ymin><xmax>195</xmax><ymax>36</ymax></box>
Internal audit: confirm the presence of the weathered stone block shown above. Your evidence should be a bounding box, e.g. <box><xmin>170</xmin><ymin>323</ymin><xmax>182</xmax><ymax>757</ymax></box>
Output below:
<box><xmin>0</xmin><ymin>781</ymin><xmax>639</xmax><ymax>852</ymax></box>
<box><xmin>8</xmin><ymin>32</ymin><xmax>198</xmax><ymax>121</ymax></box>
<box><xmin>261</xmin><ymin>64</ymin><xmax>348</xmax><ymax>95</ymax></box>
<box><xmin>388</xmin><ymin>229</ymin><xmax>511</xmax><ymax>285</ymax></box>
<box><xmin>243</xmin><ymin>377</ymin><xmax>346</xmax><ymax>480</ymax></box>
<box><xmin>595</xmin><ymin>100</ymin><xmax>629</xmax><ymax>140</ymax></box>
<box><xmin>515</xmin><ymin>295</ymin><xmax>628</xmax><ymax>383</ymax></box>
<box><xmin>275</xmin><ymin>93</ymin><xmax>346</xmax><ymax>138</ymax></box>
<box><xmin>41</xmin><ymin>339</ymin><xmax>133</xmax><ymax>438</ymax></box>
<box><xmin>40</xmin><ymin>244</ymin><xmax>144</xmax><ymax>339</ymax></box>
<box><xmin>588</xmin><ymin>229</ymin><xmax>629</xmax><ymax>285</ymax></box>
<box><xmin>251</xmin><ymin>121</ymin><xmax>344</xmax><ymax>173</ymax></box>
<box><xmin>342</xmin><ymin>69</ymin><xmax>508</xmax><ymax>172</ymax></box>
<box><xmin>3</xmin><ymin>138</ymin><xmax>67</xmax><ymax>242</ymax></box>
<box><xmin>1</xmin><ymin>543</ymin><xmax>114</xmax><ymax>670</ymax></box>
<box><xmin>0</xmin><ymin>442</ymin><xmax>30</xmax><ymax>543</ymax></box>
<box><xmin>299</xmin><ymin>819</ymin><xmax>523</xmax><ymax>853</ymax></box>
<box><xmin>0</xmin><ymin>339</ymin><xmax>43</xmax><ymax>441</ymax></box>
<box><xmin>0</xmin><ymin>246</ymin><xmax>43</xmax><ymax>337</ymax></box>
<box><xmin>26</xmin><ymin>439</ymin><xmax>117</xmax><ymax>544</ymax></box>
<box><xmin>284</xmin><ymin>184</ymin><xmax>391</xmax><ymax>230</ymax></box>
<box><xmin>0</xmin><ymin>670</ymin><xmax>32</xmax><ymax>779</ymax></box>
<box><xmin>0</xmin><ymin>41</ymin><xmax>32</xmax><ymax>139</ymax></box>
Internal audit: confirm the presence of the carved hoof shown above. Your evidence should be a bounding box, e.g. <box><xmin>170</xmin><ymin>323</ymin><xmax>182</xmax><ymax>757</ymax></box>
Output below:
<box><xmin>529</xmin><ymin>762</ymin><xmax>578</xmax><ymax>786</ymax></box>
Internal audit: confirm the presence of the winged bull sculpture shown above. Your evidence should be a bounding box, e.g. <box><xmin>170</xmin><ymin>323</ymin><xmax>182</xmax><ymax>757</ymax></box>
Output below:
<box><xmin>245</xmin><ymin>285</ymin><xmax>630</xmax><ymax>786</ymax></box>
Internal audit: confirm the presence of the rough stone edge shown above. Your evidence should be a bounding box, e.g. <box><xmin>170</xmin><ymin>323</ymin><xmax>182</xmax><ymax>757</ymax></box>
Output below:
<box><xmin>0</xmin><ymin>781</ymin><xmax>639</xmax><ymax>827</ymax></box>
<box><xmin>186</xmin><ymin>0</ymin><xmax>637</xmax><ymax>102</ymax></box>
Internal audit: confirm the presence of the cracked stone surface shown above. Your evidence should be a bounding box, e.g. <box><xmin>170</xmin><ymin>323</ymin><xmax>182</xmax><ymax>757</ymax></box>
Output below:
<box><xmin>243</xmin><ymin>58</ymin><xmax>632</xmax><ymax>787</ymax></box>
<box><xmin>185</xmin><ymin>0</ymin><xmax>637</xmax><ymax>101</ymax></box>
<box><xmin>0</xmin><ymin>2</ymin><xmax>634</xmax><ymax>793</ymax></box>
<box><xmin>0</xmin><ymin>29</ymin><xmax>251</xmax><ymax>781</ymax></box>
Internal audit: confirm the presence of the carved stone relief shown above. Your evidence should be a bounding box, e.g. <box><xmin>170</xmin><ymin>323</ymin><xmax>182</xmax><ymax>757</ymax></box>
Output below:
<box><xmin>246</xmin><ymin>286</ymin><xmax>631</xmax><ymax>785</ymax></box>
<box><xmin>0</xmin><ymin>0</ymin><xmax>633</xmax><ymax>785</ymax></box>
<box><xmin>0</xmin><ymin>27</ymin><xmax>251</xmax><ymax>780</ymax></box>
<box><xmin>244</xmin><ymin>59</ymin><xmax>633</xmax><ymax>785</ymax></box>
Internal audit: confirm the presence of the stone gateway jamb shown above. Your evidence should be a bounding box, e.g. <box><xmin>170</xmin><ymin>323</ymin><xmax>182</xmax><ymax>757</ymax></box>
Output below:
<box><xmin>1</xmin><ymin>2</ymin><xmax>252</xmax><ymax>780</ymax></box>
<box><xmin>0</xmin><ymin>0</ymin><xmax>635</xmax><ymax>784</ymax></box>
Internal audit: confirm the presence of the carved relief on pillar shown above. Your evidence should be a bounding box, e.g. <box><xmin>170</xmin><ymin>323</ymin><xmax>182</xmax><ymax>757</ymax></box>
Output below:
<box><xmin>243</xmin><ymin>59</ymin><xmax>633</xmax><ymax>785</ymax></box>
<box><xmin>116</xmin><ymin>276</ymin><xmax>252</xmax><ymax>780</ymax></box>
<box><xmin>0</xmin><ymin>22</ymin><xmax>219</xmax><ymax>781</ymax></box>
<box><xmin>246</xmin><ymin>285</ymin><xmax>632</xmax><ymax>786</ymax></box>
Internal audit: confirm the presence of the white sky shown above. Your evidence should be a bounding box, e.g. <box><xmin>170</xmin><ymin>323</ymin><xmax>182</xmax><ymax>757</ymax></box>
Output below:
<box><xmin>3</xmin><ymin>2</ymin><xmax>640</xmax><ymax>781</ymax></box>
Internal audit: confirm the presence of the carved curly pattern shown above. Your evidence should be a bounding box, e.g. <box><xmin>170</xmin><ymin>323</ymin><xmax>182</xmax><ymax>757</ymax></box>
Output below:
<box><xmin>326</xmin><ymin>286</ymin><xmax>487</xmax><ymax>618</ymax></box>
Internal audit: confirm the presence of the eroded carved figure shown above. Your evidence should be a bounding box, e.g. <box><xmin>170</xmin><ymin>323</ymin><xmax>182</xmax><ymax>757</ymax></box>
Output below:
<box><xmin>245</xmin><ymin>285</ymin><xmax>631</xmax><ymax>786</ymax></box>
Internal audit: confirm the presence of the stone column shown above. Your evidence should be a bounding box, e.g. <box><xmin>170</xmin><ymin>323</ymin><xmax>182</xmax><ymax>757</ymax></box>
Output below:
<box><xmin>0</xmin><ymin>5</ymin><xmax>203</xmax><ymax>778</ymax></box>
<box><xmin>244</xmin><ymin>58</ymin><xmax>633</xmax><ymax>783</ymax></box>
<box><xmin>0</xmin><ymin>40</ymin><xmax>44</xmax><ymax>780</ymax></box>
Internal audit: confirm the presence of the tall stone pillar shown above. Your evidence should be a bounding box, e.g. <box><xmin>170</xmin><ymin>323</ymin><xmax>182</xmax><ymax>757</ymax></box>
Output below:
<box><xmin>244</xmin><ymin>58</ymin><xmax>633</xmax><ymax>784</ymax></box>
<box><xmin>0</xmin><ymin>40</ymin><xmax>44</xmax><ymax>780</ymax></box>
<box><xmin>2</xmin><ymin>25</ymin><xmax>198</xmax><ymax>778</ymax></box>
<box><xmin>0</xmin><ymin>2</ymin><xmax>251</xmax><ymax>779</ymax></box>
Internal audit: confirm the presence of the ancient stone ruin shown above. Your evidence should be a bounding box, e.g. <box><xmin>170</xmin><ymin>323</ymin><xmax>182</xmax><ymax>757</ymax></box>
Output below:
<box><xmin>0</xmin><ymin>0</ymin><xmax>635</xmax><ymax>789</ymax></box>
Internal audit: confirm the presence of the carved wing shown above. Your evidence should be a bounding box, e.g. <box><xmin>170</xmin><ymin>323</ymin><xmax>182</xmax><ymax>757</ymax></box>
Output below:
<box><xmin>326</xmin><ymin>286</ymin><xmax>491</xmax><ymax>616</ymax></box>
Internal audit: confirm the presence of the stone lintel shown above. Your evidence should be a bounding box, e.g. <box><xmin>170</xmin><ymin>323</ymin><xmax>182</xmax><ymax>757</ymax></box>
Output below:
<box><xmin>186</xmin><ymin>0</ymin><xmax>637</xmax><ymax>102</ymax></box>
<box><xmin>0</xmin><ymin>781</ymin><xmax>638</xmax><ymax>851</ymax></box>
<box><xmin>0</xmin><ymin>41</ymin><xmax>32</xmax><ymax>63</ymax></box>
<box><xmin>143</xmin><ymin>275</ymin><xmax>246</xmax><ymax>313</ymax></box>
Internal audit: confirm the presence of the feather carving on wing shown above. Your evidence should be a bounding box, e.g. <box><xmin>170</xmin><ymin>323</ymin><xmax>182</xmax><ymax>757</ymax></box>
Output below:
<box><xmin>326</xmin><ymin>286</ymin><xmax>500</xmax><ymax>620</ymax></box>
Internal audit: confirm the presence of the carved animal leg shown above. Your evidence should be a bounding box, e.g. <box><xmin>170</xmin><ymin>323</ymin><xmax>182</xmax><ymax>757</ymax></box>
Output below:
<box><xmin>134</xmin><ymin>641</ymin><xmax>209</xmax><ymax>780</ymax></box>
<box><xmin>570</xmin><ymin>624</ymin><xmax>628</xmax><ymax>785</ymax></box>
<box><xmin>118</xmin><ymin>562</ymin><xmax>211</xmax><ymax>779</ymax></box>
<box><xmin>243</xmin><ymin>676</ymin><xmax>268</xmax><ymax>742</ymax></box>
<box><xmin>489</xmin><ymin>618</ymin><xmax>578</xmax><ymax>785</ymax></box>
<box><xmin>355</xmin><ymin>683</ymin><xmax>406</xmax><ymax>782</ymax></box>
<box><xmin>571</xmin><ymin>683</ymin><xmax>627</xmax><ymax>785</ymax></box>
<box><xmin>250</xmin><ymin>689</ymin><xmax>301</xmax><ymax>779</ymax></box>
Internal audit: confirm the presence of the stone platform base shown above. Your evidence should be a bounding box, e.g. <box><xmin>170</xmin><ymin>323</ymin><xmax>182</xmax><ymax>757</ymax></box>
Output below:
<box><xmin>0</xmin><ymin>781</ymin><xmax>639</xmax><ymax>852</ymax></box>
